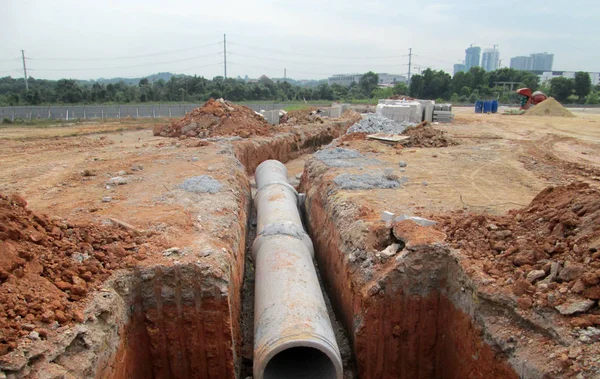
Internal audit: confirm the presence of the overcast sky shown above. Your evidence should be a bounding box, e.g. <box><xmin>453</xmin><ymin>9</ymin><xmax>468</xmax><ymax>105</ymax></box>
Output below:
<box><xmin>1</xmin><ymin>0</ymin><xmax>598</xmax><ymax>81</ymax></box>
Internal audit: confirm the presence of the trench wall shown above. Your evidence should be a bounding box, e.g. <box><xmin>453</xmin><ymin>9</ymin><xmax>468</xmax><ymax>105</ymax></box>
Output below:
<box><xmin>0</xmin><ymin>113</ymin><xmax>360</xmax><ymax>379</ymax></box>
<box><xmin>234</xmin><ymin>118</ymin><xmax>357</xmax><ymax>174</ymax></box>
<box><xmin>99</xmin><ymin>115</ymin><xmax>360</xmax><ymax>378</ymax></box>
<box><xmin>301</xmin><ymin>158</ymin><xmax>520</xmax><ymax>379</ymax></box>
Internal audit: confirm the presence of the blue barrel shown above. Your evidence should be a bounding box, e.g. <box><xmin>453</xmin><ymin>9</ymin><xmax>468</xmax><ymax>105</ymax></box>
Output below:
<box><xmin>475</xmin><ymin>100</ymin><xmax>483</xmax><ymax>113</ymax></box>
<box><xmin>491</xmin><ymin>100</ymin><xmax>499</xmax><ymax>113</ymax></box>
<box><xmin>483</xmin><ymin>101</ymin><xmax>492</xmax><ymax>113</ymax></box>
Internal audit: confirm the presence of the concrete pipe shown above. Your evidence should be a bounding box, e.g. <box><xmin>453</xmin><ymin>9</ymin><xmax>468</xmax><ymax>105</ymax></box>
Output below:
<box><xmin>252</xmin><ymin>160</ymin><xmax>342</xmax><ymax>379</ymax></box>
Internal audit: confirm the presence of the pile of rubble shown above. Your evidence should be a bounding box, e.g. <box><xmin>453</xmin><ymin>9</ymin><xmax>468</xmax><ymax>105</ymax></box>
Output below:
<box><xmin>153</xmin><ymin>98</ymin><xmax>273</xmax><ymax>138</ymax></box>
<box><xmin>433</xmin><ymin>182</ymin><xmax>600</xmax><ymax>321</ymax></box>
<box><xmin>0</xmin><ymin>193</ymin><xmax>163</xmax><ymax>356</ymax></box>
<box><xmin>347</xmin><ymin>114</ymin><xmax>413</xmax><ymax>134</ymax></box>
<box><xmin>402</xmin><ymin>121</ymin><xmax>457</xmax><ymax>148</ymax></box>
<box><xmin>279</xmin><ymin>107</ymin><xmax>323</xmax><ymax>125</ymax></box>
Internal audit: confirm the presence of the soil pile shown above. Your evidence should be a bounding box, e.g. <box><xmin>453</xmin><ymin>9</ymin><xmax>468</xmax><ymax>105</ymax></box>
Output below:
<box><xmin>280</xmin><ymin>107</ymin><xmax>323</xmax><ymax>125</ymax></box>
<box><xmin>433</xmin><ymin>182</ymin><xmax>600</xmax><ymax>320</ymax></box>
<box><xmin>0</xmin><ymin>194</ymin><xmax>162</xmax><ymax>356</ymax></box>
<box><xmin>525</xmin><ymin>98</ymin><xmax>575</xmax><ymax>117</ymax></box>
<box><xmin>402</xmin><ymin>121</ymin><xmax>457</xmax><ymax>148</ymax></box>
<box><xmin>153</xmin><ymin>98</ymin><xmax>272</xmax><ymax>138</ymax></box>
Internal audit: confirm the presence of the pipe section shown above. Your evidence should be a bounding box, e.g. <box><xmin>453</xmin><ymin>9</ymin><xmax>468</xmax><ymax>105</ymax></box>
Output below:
<box><xmin>252</xmin><ymin>160</ymin><xmax>342</xmax><ymax>379</ymax></box>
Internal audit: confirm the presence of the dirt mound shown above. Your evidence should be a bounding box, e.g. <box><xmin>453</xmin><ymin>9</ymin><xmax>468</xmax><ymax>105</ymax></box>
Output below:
<box><xmin>153</xmin><ymin>98</ymin><xmax>273</xmax><ymax>138</ymax></box>
<box><xmin>0</xmin><ymin>194</ymin><xmax>163</xmax><ymax>356</ymax></box>
<box><xmin>525</xmin><ymin>97</ymin><xmax>575</xmax><ymax>117</ymax></box>
<box><xmin>402</xmin><ymin>121</ymin><xmax>457</xmax><ymax>148</ymax></box>
<box><xmin>280</xmin><ymin>107</ymin><xmax>324</xmax><ymax>125</ymax></box>
<box><xmin>432</xmin><ymin>182</ymin><xmax>600</xmax><ymax>320</ymax></box>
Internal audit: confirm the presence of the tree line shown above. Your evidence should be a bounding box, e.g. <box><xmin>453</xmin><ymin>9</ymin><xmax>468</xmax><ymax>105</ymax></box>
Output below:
<box><xmin>1</xmin><ymin>67</ymin><xmax>598</xmax><ymax>106</ymax></box>
<box><xmin>408</xmin><ymin>67</ymin><xmax>599</xmax><ymax>105</ymax></box>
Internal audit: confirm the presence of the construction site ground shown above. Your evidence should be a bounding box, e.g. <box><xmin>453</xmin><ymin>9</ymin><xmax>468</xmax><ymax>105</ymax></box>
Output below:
<box><xmin>1</xmin><ymin>106</ymin><xmax>600</xmax><ymax>378</ymax></box>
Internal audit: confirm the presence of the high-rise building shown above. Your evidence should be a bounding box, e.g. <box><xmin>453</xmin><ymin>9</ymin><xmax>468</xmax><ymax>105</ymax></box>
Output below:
<box><xmin>453</xmin><ymin>63</ymin><xmax>466</xmax><ymax>76</ymax></box>
<box><xmin>510</xmin><ymin>56</ymin><xmax>533</xmax><ymax>70</ymax></box>
<box><xmin>464</xmin><ymin>46</ymin><xmax>481</xmax><ymax>71</ymax></box>
<box><xmin>481</xmin><ymin>49</ymin><xmax>500</xmax><ymax>71</ymax></box>
<box><xmin>530</xmin><ymin>53</ymin><xmax>554</xmax><ymax>71</ymax></box>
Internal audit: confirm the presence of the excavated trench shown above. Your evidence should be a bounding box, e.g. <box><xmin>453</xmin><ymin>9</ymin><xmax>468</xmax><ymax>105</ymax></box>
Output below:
<box><xmin>86</xmin><ymin>119</ymin><xmax>357</xmax><ymax>379</ymax></box>
<box><xmin>24</xmin><ymin>115</ymin><xmax>520</xmax><ymax>378</ymax></box>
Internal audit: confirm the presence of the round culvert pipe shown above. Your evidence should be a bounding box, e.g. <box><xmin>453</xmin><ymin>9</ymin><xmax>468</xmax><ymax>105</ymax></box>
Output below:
<box><xmin>252</xmin><ymin>160</ymin><xmax>343</xmax><ymax>379</ymax></box>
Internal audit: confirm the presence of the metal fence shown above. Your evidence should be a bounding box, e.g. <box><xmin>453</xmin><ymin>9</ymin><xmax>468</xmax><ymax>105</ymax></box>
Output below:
<box><xmin>0</xmin><ymin>103</ymin><xmax>304</xmax><ymax>122</ymax></box>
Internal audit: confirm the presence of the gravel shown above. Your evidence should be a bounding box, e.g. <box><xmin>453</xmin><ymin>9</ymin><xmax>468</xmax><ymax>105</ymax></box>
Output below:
<box><xmin>314</xmin><ymin>147</ymin><xmax>378</xmax><ymax>167</ymax></box>
<box><xmin>179</xmin><ymin>175</ymin><xmax>222</xmax><ymax>194</ymax></box>
<box><xmin>334</xmin><ymin>173</ymin><xmax>407</xmax><ymax>190</ymax></box>
<box><xmin>347</xmin><ymin>114</ymin><xmax>415</xmax><ymax>134</ymax></box>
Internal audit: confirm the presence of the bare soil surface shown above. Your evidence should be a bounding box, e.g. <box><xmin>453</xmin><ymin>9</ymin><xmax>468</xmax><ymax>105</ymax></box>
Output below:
<box><xmin>300</xmin><ymin>107</ymin><xmax>600</xmax><ymax>378</ymax></box>
<box><xmin>0</xmin><ymin>193</ymin><xmax>168</xmax><ymax>355</ymax></box>
<box><xmin>1</xmin><ymin>106</ymin><xmax>600</xmax><ymax>377</ymax></box>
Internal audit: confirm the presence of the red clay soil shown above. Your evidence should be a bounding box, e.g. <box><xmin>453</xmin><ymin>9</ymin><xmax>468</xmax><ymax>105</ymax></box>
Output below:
<box><xmin>432</xmin><ymin>182</ymin><xmax>600</xmax><ymax>320</ymax></box>
<box><xmin>338</xmin><ymin>132</ymin><xmax>368</xmax><ymax>143</ymax></box>
<box><xmin>153</xmin><ymin>98</ymin><xmax>273</xmax><ymax>138</ymax></box>
<box><xmin>402</xmin><ymin>122</ymin><xmax>457</xmax><ymax>148</ymax></box>
<box><xmin>0</xmin><ymin>193</ymin><xmax>165</xmax><ymax>356</ymax></box>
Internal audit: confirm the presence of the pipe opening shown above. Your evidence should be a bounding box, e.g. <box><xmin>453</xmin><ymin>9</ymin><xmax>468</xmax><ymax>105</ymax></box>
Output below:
<box><xmin>264</xmin><ymin>347</ymin><xmax>337</xmax><ymax>379</ymax></box>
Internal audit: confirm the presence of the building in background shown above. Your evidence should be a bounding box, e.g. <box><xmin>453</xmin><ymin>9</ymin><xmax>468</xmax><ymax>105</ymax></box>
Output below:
<box><xmin>535</xmin><ymin>70</ymin><xmax>600</xmax><ymax>86</ymax></box>
<box><xmin>509</xmin><ymin>53</ymin><xmax>554</xmax><ymax>72</ymax></box>
<box><xmin>510</xmin><ymin>56</ymin><xmax>533</xmax><ymax>70</ymax></box>
<box><xmin>453</xmin><ymin>63</ymin><xmax>466</xmax><ymax>76</ymax></box>
<box><xmin>377</xmin><ymin>73</ymin><xmax>407</xmax><ymax>85</ymax></box>
<box><xmin>481</xmin><ymin>49</ymin><xmax>500</xmax><ymax>71</ymax></box>
<box><xmin>328</xmin><ymin>73</ymin><xmax>363</xmax><ymax>86</ymax></box>
<box><xmin>465</xmin><ymin>46</ymin><xmax>481</xmax><ymax>71</ymax></box>
<box><xmin>530</xmin><ymin>53</ymin><xmax>554</xmax><ymax>71</ymax></box>
<box><xmin>328</xmin><ymin>73</ymin><xmax>406</xmax><ymax>87</ymax></box>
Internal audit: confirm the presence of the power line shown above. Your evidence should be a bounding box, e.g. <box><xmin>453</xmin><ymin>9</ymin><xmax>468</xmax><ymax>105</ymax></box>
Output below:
<box><xmin>228</xmin><ymin>51</ymin><xmax>408</xmax><ymax>68</ymax></box>
<box><xmin>228</xmin><ymin>41</ymin><xmax>408</xmax><ymax>60</ymax></box>
<box><xmin>27</xmin><ymin>53</ymin><xmax>222</xmax><ymax>72</ymax></box>
<box><xmin>408</xmin><ymin>48</ymin><xmax>412</xmax><ymax>85</ymax></box>
<box><xmin>228</xmin><ymin>62</ymin><xmax>331</xmax><ymax>77</ymax></box>
<box><xmin>21</xmin><ymin>50</ymin><xmax>28</xmax><ymax>91</ymax></box>
<box><xmin>224</xmin><ymin>33</ymin><xmax>227</xmax><ymax>79</ymax></box>
<box><xmin>175</xmin><ymin>62</ymin><xmax>224</xmax><ymax>72</ymax></box>
<box><xmin>27</xmin><ymin>42</ymin><xmax>221</xmax><ymax>61</ymax></box>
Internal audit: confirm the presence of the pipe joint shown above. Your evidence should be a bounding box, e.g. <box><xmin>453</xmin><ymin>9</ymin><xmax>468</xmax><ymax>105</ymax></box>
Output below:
<box><xmin>252</xmin><ymin>222</ymin><xmax>314</xmax><ymax>260</ymax></box>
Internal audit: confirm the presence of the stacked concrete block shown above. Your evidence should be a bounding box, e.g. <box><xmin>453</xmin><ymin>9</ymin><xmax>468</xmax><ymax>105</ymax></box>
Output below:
<box><xmin>261</xmin><ymin>110</ymin><xmax>280</xmax><ymax>125</ymax></box>
<box><xmin>417</xmin><ymin>100</ymin><xmax>435</xmax><ymax>123</ymax></box>
<box><xmin>329</xmin><ymin>106</ymin><xmax>343</xmax><ymax>118</ymax></box>
<box><xmin>320</xmin><ymin>104</ymin><xmax>348</xmax><ymax>118</ymax></box>
<box><xmin>433</xmin><ymin>104</ymin><xmax>454</xmax><ymax>123</ymax></box>
<box><xmin>376</xmin><ymin>100</ymin><xmax>423</xmax><ymax>123</ymax></box>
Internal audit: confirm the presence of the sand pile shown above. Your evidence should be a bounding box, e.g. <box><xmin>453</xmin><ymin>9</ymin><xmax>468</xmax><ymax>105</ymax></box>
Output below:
<box><xmin>433</xmin><ymin>182</ymin><xmax>600</xmax><ymax>320</ymax></box>
<box><xmin>153</xmin><ymin>98</ymin><xmax>273</xmax><ymax>138</ymax></box>
<box><xmin>402</xmin><ymin>121</ymin><xmax>457</xmax><ymax>148</ymax></box>
<box><xmin>0</xmin><ymin>194</ymin><xmax>164</xmax><ymax>355</ymax></box>
<box><xmin>525</xmin><ymin>97</ymin><xmax>575</xmax><ymax>117</ymax></box>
